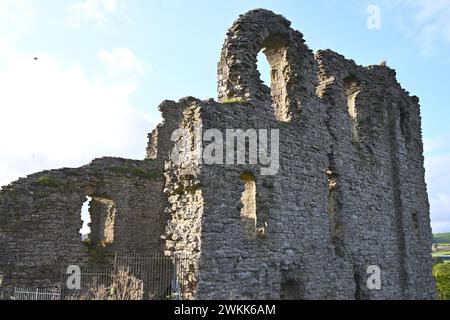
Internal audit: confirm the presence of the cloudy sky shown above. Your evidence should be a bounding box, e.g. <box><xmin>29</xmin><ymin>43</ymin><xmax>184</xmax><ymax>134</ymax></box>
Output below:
<box><xmin>0</xmin><ymin>0</ymin><xmax>449</xmax><ymax>233</ymax></box>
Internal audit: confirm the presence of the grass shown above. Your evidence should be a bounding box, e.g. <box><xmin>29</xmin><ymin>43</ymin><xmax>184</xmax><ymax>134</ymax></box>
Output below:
<box><xmin>277</xmin><ymin>121</ymin><xmax>291</xmax><ymax>128</ymax></box>
<box><xmin>221</xmin><ymin>97</ymin><xmax>249</xmax><ymax>105</ymax></box>
<box><xmin>433</xmin><ymin>251</ymin><xmax>450</xmax><ymax>257</ymax></box>
<box><xmin>32</xmin><ymin>176</ymin><xmax>65</xmax><ymax>188</ymax></box>
<box><xmin>434</xmin><ymin>233</ymin><xmax>450</xmax><ymax>244</ymax></box>
<box><xmin>35</xmin><ymin>190</ymin><xmax>51</xmax><ymax>198</ymax></box>
<box><xmin>111</xmin><ymin>163</ymin><xmax>161</xmax><ymax>180</ymax></box>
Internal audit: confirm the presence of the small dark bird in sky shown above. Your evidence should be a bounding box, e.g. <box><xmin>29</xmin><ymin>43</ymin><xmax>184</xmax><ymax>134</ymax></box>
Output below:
<box><xmin>34</xmin><ymin>57</ymin><xmax>38</xmax><ymax>61</ymax></box>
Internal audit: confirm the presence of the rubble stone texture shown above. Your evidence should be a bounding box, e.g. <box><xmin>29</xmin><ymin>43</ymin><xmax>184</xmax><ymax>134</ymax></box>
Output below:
<box><xmin>0</xmin><ymin>9</ymin><xmax>436</xmax><ymax>300</ymax></box>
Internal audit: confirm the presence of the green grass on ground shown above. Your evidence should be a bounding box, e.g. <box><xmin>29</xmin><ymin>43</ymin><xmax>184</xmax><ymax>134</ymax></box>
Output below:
<box><xmin>434</xmin><ymin>233</ymin><xmax>450</xmax><ymax>244</ymax></box>
<box><xmin>433</xmin><ymin>251</ymin><xmax>450</xmax><ymax>257</ymax></box>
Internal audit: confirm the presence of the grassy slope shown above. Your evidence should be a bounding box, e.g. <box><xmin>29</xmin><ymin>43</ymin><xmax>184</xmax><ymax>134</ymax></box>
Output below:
<box><xmin>433</xmin><ymin>251</ymin><xmax>450</xmax><ymax>257</ymax></box>
<box><xmin>433</xmin><ymin>233</ymin><xmax>450</xmax><ymax>244</ymax></box>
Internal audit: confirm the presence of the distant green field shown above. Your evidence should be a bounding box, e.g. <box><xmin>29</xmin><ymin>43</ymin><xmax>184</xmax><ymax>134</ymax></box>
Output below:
<box><xmin>433</xmin><ymin>251</ymin><xmax>450</xmax><ymax>257</ymax></box>
<box><xmin>433</xmin><ymin>233</ymin><xmax>450</xmax><ymax>244</ymax></box>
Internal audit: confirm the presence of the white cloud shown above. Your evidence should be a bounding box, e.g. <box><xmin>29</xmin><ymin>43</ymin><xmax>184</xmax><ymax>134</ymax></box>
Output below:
<box><xmin>0</xmin><ymin>45</ymin><xmax>157</xmax><ymax>187</ymax></box>
<box><xmin>424</xmin><ymin>135</ymin><xmax>450</xmax><ymax>154</ymax></box>
<box><xmin>0</xmin><ymin>0</ymin><xmax>36</xmax><ymax>45</ymax></box>
<box><xmin>424</xmin><ymin>137</ymin><xmax>450</xmax><ymax>233</ymax></box>
<box><xmin>386</xmin><ymin>0</ymin><xmax>450</xmax><ymax>56</ymax></box>
<box><xmin>98</xmin><ymin>48</ymin><xmax>149</xmax><ymax>80</ymax></box>
<box><xmin>67</xmin><ymin>0</ymin><xmax>132</xmax><ymax>30</ymax></box>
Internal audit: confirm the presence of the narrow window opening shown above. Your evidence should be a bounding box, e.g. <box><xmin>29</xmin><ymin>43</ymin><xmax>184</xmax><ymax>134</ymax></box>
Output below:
<box><xmin>257</xmin><ymin>35</ymin><xmax>291</xmax><ymax>123</ymax></box>
<box><xmin>344</xmin><ymin>77</ymin><xmax>361</xmax><ymax>143</ymax></box>
<box><xmin>412</xmin><ymin>210</ymin><xmax>420</xmax><ymax>237</ymax></box>
<box><xmin>280</xmin><ymin>280</ymin><xmax>300</xmax><ymax>300</ymax></box>
<box><xmin>240</xmin><ymin>172</ymin><xmax>257</xmax><ymax>237</ymax></box>
<box><xmin>257</xmin><ymin>51</ymin><xmax>271</xmax><ymax>87</ymax></box>
<box><xmin>327</xmin><ymin>168</ymin><xmax>338</xmax><ymax>240</ymax></box>
<box><xmin>327</xmin><ymin>155</ymin><xmax>345</xmax><ymax>257</ymax></box>
<box><xmin>399</xmin><ymin>103</ymin><xmax>411</xmax><ymax>143</ymax></box>
<box><xmin>354</xmin><ymin>271</ymin><xmax>362</xmax><ymax>300</ymax></box>
<box><xmin>80</xmin><ymin>196</ymin><xmax>116</xmax><ymax>247</ymax></box>
<box><xmin>80</xmin><ymin>196</ymin><xmax>92</xmax><ymax>241</ymax></box>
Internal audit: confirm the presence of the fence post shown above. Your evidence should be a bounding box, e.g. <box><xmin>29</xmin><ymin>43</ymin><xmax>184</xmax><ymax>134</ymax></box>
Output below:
<box><xmin>114</xmin><ymin>252</ymin><xmax>118</xmax><ymax>274</ymax></box>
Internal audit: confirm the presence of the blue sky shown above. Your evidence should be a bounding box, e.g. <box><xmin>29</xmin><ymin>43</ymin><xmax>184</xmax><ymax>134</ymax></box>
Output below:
<box><xmin>0</xmin><ymin>0</ymin><xmax>449</xmax><ymax>233</ymax></box>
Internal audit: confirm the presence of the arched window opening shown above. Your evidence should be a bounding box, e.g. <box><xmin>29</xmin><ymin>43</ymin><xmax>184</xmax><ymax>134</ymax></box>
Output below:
<box><xmin>344</xmin><ymin>76</ymin><xmax>361</xmax><ymax>143</ymax></box>
<box><xmin>258</xmin><ymin>35</ymin><xmax>291</xmax><ymax>123</ymax></box>
<box><xmin>257</xmin><ymin>51</ymin><xmax>271</xmax><ymax>87</ymax></box>
<box><xmin>80</xmin><ymin>196</ymin><xmax>116</xmax><ymax>247</ymax></box>
<box><xmin>240</xmin><ymin>172</ymin><xmax>257</xmax><ymax>237</ymax></box>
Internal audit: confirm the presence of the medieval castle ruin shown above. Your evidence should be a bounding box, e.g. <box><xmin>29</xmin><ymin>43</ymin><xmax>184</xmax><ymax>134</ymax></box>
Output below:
<box><xmin>0</xmin><ymin>9</ymin><xmax>436</xmax><ymax>299</ymax></box>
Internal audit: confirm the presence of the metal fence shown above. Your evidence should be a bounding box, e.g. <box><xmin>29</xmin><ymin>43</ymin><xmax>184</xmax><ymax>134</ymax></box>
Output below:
<box><xmin>60</xmin><ymin>267</ymin><xmax>114</xmax><ymax>300</ymax></box>
<box><xmin>12</xmin><ymin>252</ymin><xmax>190</xmax><ymax>300</ymax></box>
<box><xmin>114</xmin><ymin>252</ymin><xmax>189</xmax><ymax>300</ymax></box>
<box><xmin>14</xmin><ymin>287</ymin><xmax>61</xmax><ymax>300</ymax></box>
<box><xmin>59</xmin><ymin>252</ymin><xmax>190</xmax><ymax>300</ymax></box>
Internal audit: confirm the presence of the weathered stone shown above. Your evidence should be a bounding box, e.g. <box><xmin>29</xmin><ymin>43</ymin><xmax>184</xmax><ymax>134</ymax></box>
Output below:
<box><xmin>0</xmin><ymin>158</ymin><xmax>166</xmax><ymax>298</ymax></box>
<box><xmin>163</xmin><ymin>9</ymin><xmax>435</xmax><ymax>300</ymax></box>
<box><xmin>0</xmin><ymin>9</ymin><xmax>436</xmax><ymax>300</ymax></box>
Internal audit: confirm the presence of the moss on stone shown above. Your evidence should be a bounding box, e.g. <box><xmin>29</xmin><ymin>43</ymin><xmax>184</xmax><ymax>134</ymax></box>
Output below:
<box><xmin>357</xmin><ymin>117</ymin><xmax>369</xmax><ymax>126</ymax></box>
<box><xmin>277</xmin><ymin>121</ymin><xmax>290</xmax><ymax>128</ymax></box>
<box><xmin>88</xmin><ymin>247</ymin><xmax>108</xmax><ymax>265</ymax></box>
<box><xmin>35</xmin><ymin>190</ymin><xmax>51</xmax><ymax>198</ymax></box>
<box><xmin>221</xmin><ymin>97</ymin><xmax>249</xmax><ymax>106</ymax></box>
<box><xmin>111</xmin><ymin>164</ymin><xmax>161</xmax><ymax>180</ymax></box>
<box><xmin>32</xmin><ymin>176</ymin><xmax>65</xmax><ymax>188</ymax></box>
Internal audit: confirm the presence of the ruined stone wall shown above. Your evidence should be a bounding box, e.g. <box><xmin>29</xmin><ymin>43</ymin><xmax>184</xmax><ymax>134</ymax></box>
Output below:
<box><xmin>0</xmin><ymin>89</ymin><xmax>193</xmax><ymax>298</ymax></box>
<box><xmin>162</xmin><ymin>99</ymin><xmax>205</xmax><ymax>299</ymax></box>
<box><xmin>164</xmin><ymin>9</ymin><xmax>436</xmax><ymax>300</ymax></box>
<box><xmin>316</xmin><ymin>49</ymin><xmax>435</xmax><ymax>299</ymax></box>
<box><xmin>0</xmin><ymin>157</ymin><xmax>165</xmax><ymax>297</ymax></box>
<box><xmin>0</xmin><ymin>8</ymin><xmax>435</xmax><ymax>300</ymax></box>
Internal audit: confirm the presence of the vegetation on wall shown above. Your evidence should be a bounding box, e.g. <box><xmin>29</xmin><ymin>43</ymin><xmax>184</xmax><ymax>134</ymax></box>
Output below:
<box><xmin>220</xmin><ymin>97</ymin><xmax>249</xmax><ymax>105</ymax></box>
<box><xmin>111</xmin><ymin>162</ymin><xmax>161</xmax><ymax>180</ymax></box>
<box><xmin>32</xmin><ymin>176</ymin><xmax>65</xmax><ymax>188</ymax></box>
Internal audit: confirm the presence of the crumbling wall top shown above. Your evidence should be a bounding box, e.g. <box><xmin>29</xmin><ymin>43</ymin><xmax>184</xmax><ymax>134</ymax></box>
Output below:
<box><xmin>217</xmin><ymin>9</ymin><xmax>317</xmax><ymax>116</ymax></box>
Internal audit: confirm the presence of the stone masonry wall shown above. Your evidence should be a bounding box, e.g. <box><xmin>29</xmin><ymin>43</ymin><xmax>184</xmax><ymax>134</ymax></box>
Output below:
<box><xmin>163</xmin><ymin>9</ymin><xmax>436</xmax><ymax>299</ymax></box>
<box><xmin>0</xmin><ymin>157</ymin><xmax>165</xmax><ymax>298</ymax></box>
<box><xmin>0</xmin><ymin>8</ymin><xmax>436</xmax><ymax>300</ymax></box>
